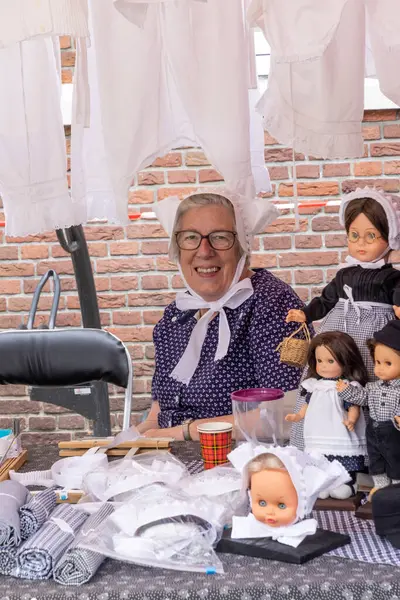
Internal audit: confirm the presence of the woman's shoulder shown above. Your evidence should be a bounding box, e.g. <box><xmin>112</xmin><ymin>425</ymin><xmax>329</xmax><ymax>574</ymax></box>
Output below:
<box><xmin>251</xmin><ymin>270</ymin><xmax>302</xmax><ymax>305</ymax></box>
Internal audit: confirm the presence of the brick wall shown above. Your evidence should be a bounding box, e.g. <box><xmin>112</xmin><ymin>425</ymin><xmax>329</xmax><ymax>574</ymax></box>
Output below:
<box><xmin>0</xmin><ymin>38</ymin><xmax>399</xmax><ymax>443</ymax></box>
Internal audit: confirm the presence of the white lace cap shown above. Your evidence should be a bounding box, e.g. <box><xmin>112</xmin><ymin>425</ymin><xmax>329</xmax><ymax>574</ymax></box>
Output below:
<box><xmin>153</xmin><ymin>186</ymin><xmax>280</xmax><ymax>261</ymax></box>
<box><xmin>339</xmin><ymin>187</ymin><xmax>400</xmax><ymax>250</ymax></box>
<box><xmin>228</xmin><ymin>443</ymin><xmax>350</xmax><ymax>521</ymax></box>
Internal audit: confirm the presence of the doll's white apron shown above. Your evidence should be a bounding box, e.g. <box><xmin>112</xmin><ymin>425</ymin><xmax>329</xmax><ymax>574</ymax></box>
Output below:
<box><xmin>302</xmin><ymin>378</ymin><xmax>367</xmax><ymax>458</ymax></box>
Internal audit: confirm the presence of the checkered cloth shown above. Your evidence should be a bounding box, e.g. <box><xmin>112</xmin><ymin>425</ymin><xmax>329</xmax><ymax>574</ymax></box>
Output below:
<box><xmin>339</xmin><ymin>380</ymin><xmax>400</xmax><ymax>426</ymax></box>
<box><xmin>315</xmin><ymin>510</ymin><xmax>400</xmax><ymax>566</ymax></box>
<box><xmin>0</xmin><ymin>547</ymin><xmax>17</xmax><ymax>576</ymax></box>
<box><xmin>16</xmin><ymin>504</ymin><xmax>88</xmax><ymax>580</ymax></box>
<box><xmin>291</xmin><ymin>300</ymin><xmax>393</xmax><ymax>450</ymax></box>
<box><xmin>199</xmin><ymin>431</ymin><xmax>232</xmax><ymax>469</ymax></box>
<box><xmin>53</xmin><ymin>503</ymin><xmax>114</xmax><ymax>586</ymax></box>
<box><xmin>0</xmin><ymin>480</ymin><xmax>30</xmax><ymax>548</ymax></box>
<box><xmin>20</xmin><ymin>489</ymin><xmax>57</xmax><ymax>541</ymax></box>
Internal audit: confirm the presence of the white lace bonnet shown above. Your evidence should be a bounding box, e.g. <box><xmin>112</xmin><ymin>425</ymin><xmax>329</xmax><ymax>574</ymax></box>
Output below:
<box><xmin>154</xmin><ymin>186</ymin><xmax>280</xmax><ymax>261</ymax></box>
<box><xmin>228</xmin><ymin>444</ymin><xmax>350</xmax><ymax>522</ymax></box>
<box><xmin>339</xmin><ymin>187</ymin><xmax>400</xmax><ymax>250</ymax></box>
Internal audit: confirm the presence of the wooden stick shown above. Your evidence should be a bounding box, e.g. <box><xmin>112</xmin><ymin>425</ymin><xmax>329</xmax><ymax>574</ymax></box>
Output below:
<box><xmin>0</xmin><ymin>450</ymin><xmax>28</xmax><ymax>481</ymax></box>
<box><xmin>59</xmin><ymin>447</ymin><xmax>171</xmax><ymax>457</ymax></box>
<box><xmin>58</xmin><ymin>438</ymin><xmax>173</xmax><ymax>450</ymax></box>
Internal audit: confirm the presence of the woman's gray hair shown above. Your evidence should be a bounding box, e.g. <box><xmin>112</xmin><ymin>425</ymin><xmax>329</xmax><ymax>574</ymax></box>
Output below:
<box><xmin>170</xmin><ymin>192</ymin><xmax>245</xmax><ymax>261</ymax></box>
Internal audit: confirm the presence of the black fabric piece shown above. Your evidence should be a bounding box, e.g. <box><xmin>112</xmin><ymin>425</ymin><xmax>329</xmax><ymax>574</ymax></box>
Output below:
<box><xmin>366</xmin><ymin>420</ymin><xmax>400</xmax><ymax>479</ymax></box>
<box><xmin>372</xmin><ymin>483</ymin><xmax>400</xmax><ymax>549</ymax></box>
<box><xmin>216</xmin><ymin>528</ymin><xmax>351</xmax><ymax>564</ymax></box>
<box><xmin>373</xmin><ymin>320</ymin><xmax>400</xmax><ymax>352</ymax></box>
<box><xmin>303</xmin><ymin>264</ymin><xmax>400</xmax><ymax>323</ymax></box>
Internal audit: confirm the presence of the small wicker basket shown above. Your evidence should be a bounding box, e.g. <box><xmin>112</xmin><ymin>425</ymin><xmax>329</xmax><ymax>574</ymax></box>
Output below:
<box><xmin>275</xmin><ymin>323</ymin><xmax>311</xmax><ymax>369</ymax></box>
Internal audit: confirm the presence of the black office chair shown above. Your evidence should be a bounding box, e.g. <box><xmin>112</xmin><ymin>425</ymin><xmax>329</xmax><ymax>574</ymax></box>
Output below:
<box><xmin>0</xmin><ymin>327</ymin><xmax>133</xmax><ymax>433</ymax></box>
<box><xmin>3</xmin><ymin>270</ymin><xmax>133</xmax><ymax>436</ymax></box>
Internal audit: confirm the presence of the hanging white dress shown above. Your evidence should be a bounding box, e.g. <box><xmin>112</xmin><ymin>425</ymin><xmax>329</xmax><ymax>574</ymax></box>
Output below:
<box><xmin>302</xmin><ymin>378</ymin><xmax>367</xmax><ymax>459</ymax></box>
<box><xmin>0</xmin><ymin>0</ymin><xmax>89</xmax><ymax>236</ymax></box>
<box><xmin>71</xmin><ymin>0</ymin><xmax>263</xmax><ymax>225</ymax></box>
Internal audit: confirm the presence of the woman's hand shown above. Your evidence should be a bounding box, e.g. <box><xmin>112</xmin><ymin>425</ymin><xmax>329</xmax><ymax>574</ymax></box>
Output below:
<box><xmin>394</xmin><ymin>305</ymin><xmax>400</xmax><ymax>319</ymax></box>
<box><xmin>286</xmin><ymin>309</ymin><xmax>306</xmax><ymax>323</ymax></box>
<box><xmin>143</xmin><ymin>425</ymin><xmax>184</xmax><ymax>440</ymax></box>
<box><xmin>394</xmin><ymin>416</ymin><xmax>400</xmax><ymax>426</ymax></box>
<box><xmin>285</xmin><ymin>413</ymin><xmax>302</xmax><ymax>423</ymax></box>
<box><xmin>336</xmin><ymin>379</ymin><xmax>349</xmax><ymax>393</ymax></box>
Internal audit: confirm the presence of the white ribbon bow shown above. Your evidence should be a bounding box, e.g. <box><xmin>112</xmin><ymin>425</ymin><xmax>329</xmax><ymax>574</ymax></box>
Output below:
<box><xmin>171</xmin><ymin>256</ymin><xmax>253</xmax><ymax>384</ymax></box>
<box><xmin>231</xmin><ymin>513</ymin><xmax>317</xmax><ymax>548</ymax></box>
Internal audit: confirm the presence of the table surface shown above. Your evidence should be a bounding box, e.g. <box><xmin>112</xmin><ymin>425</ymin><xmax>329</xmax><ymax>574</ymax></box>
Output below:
<box><xmin>0</xmin><ymin>442</ymin><xmax>399</xmax><ymax>600</ymax></box>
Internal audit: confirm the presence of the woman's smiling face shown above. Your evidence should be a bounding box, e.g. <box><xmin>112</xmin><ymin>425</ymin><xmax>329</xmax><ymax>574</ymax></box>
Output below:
<box><xmin>178</xmin><ymin>204</ymin><xmax>242</xmax><ymax>302</ymax></box>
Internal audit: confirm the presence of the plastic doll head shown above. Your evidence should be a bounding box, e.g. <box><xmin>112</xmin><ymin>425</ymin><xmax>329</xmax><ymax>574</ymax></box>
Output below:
<box><xmin>344</xmin><ymin>197</ymin><xmax>390</xmax><ymax>262</ymax></box>
<box><xmin>368</xmin><ymin>321</ymin><xmax>400</xmax><ymax>381</ymax></box>
<box><xmin>247</xmin><ymin>453</ymin><xmax>298</xmax><ymax>527</ymax></box>
<box><xmin>307</xmin><ymin>331</ymin><xmax>368</xmax><ymax>385</ymax></box>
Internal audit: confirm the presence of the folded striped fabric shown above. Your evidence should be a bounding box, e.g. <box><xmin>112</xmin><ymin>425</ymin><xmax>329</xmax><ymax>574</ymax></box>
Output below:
<box><xmin>17</xmin><ymin>504</ymin><xmax>88</xmax><ymax>580</ymax></box>
<box><xmin>53</xmin><ymin>503</ymin><xmax>114</xmax><ymax>585</ymax></box>
<box><xmin>0</xmin><ymin>547</ymin><xmax>17</xmax><ymax>576</ymax></box>
<box><xmin>0</xmin><ymin>480</ymin><xmax>29</xmax><ymax>548</ymax></box>
<box><xmin>20</xmin><ymin>488</ymin><xmax>57</xmax><ymax>541</ymax></box>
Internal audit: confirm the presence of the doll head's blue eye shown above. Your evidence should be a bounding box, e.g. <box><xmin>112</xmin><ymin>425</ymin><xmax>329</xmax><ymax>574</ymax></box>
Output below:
<box><xmin>258</xmin><ymin>500</ymin><xmax>267</xmax><ymax>507</ymax></box>
<box><xmin>278</xmin><ymin>503</ymin><xmax>287</xmax><ymax>510</ymax></box>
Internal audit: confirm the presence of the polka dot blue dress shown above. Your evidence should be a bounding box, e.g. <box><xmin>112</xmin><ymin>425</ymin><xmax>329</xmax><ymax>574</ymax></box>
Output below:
<box><xmin>152</xmin><ymin>270</ymin><xmax>305</xmax><ymax>428</ymax></box>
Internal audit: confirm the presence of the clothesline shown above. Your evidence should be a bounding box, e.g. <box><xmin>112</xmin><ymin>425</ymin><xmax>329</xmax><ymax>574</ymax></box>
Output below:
<box><xmin>0</xmin><ymin>200</ymin><xmax>341</xmax><ymax>229</ymax></box>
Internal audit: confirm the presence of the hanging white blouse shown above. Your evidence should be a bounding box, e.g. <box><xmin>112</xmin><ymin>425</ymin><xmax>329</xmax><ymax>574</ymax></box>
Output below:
<box><xmin>0</xmin><ymin>0</ymin><xmax>89</xmax><ymax>47</ymax></box>
<box><xmin>248</xmin><ymin>0</ymin><xmax>400</xmax><ymax>160</ymax></box>
<box><xmin>248</xmin><ymin>0</ymin><xmax>365</xmax><ymax>159</ymax></box>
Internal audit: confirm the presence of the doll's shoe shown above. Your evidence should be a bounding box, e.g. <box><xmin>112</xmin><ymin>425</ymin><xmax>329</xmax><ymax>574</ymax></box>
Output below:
<box><xmin>329</xmin><ymin>484</ymin><xmax>353</xmax><ymax>500</ymax></box>
<box><xmin>318</xmin><ymin>490</ymin><xmax>330</xmax><ymax>500</ymax></box>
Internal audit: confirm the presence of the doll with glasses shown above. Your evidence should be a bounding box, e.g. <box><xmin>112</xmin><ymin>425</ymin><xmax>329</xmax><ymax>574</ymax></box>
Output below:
<box><xmin>286</xmin><ymin>331</ymin><xmax>368</xmax><ymax>499</ymax></box>
<box><xmin>337</xmin><ymin>320</ymin><xmax>400</xmax><ymax>500</ymax></box>
<box><xmin>285</xmin><ymin>188</ymin><xmax>400</xmax><ymax>451</ymax></box>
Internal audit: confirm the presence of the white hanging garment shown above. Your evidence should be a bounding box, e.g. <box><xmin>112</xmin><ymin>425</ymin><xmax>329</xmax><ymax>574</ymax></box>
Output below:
<box><xmin>0</xmin><ymin>0</ymin><xmax>89</xmax><ymax>47</ymax></box>
<box><xmin>0</xmin><ymin>0</ymin><xmax>90</xmax><ymax>236</ymax></box>
<box><xmin>0</xmin><ymin>37</ymin><xmax>87</xmax><ymax>236</ymax></box>
<box><xmin>302</xmin><ymin>379</ymin><xmax>367</xmax><ymax>458</ymax></box>
<box><xmin>71</xmin><ymin>0</ymin><xmax>259</xmax><ymax>225</ymax></box>
<box><xmin>365</xmin><ymin>0</ymin><xmax>400</xmax><ymax>107</ymax></box>
<box><xmin>248</xmin><ymin>0</ymin><xmax>365</xmax><ymax>159</ymax></box>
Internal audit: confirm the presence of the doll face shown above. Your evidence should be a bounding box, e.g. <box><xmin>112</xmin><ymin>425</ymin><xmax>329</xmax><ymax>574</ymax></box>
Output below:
<box><xmin>347</xmin><ymin>212</ymin><xmax>389</xmax><ymax>263</ymax></box>
<box><xmin>250</xmin><ymin>469</ymin><xmax>298</xmax><ymax>527</ymax></box>
<box><xmin>315</xmin><ymin>345</ymin><xmax>343</xmax><ymax>379</ymax></box>
<box><xmin>374</xmin><ymin>344</ymin><xmax>400</xmax><ymax>381</ymax></box>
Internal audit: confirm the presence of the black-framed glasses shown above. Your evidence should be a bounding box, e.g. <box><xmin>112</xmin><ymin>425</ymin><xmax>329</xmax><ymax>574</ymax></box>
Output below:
<box><xmin>175</xmin><ymin>230</ymin><xmax>236</xmax><ymax>251</ymax></box>
<box><xmin>347</xmin><ymin>230</ymin><xmax>382</xmax><ymax>245</ymax></box>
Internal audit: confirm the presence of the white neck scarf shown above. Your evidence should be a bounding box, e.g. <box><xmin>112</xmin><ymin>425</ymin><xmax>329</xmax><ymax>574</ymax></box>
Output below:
<box><xmin>339</xmin><ymin>250</ymin><xmax>389</xmax><ymax>271</ymax></box>
<box><xmin>231</xmin><ymin>513</ymin><xmax>317</xmax><ymax>548</ymax></box>
<box><xmin>171</xmin><ymin>256</ymin><xmax>254</xmax><ymax>385</ymax></box>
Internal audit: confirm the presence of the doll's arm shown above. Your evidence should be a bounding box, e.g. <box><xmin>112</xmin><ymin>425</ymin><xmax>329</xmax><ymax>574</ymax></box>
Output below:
<box><xmin>337</xmin><ymin>382</ymin><xmax>368</xmax><ymax>406</ymax></box>
<box><xmin>343</xmin><ymin>404</ymin><xmax>360</xmax><ymax>432</ymax></box>
<box><xmin>285</xmin><ymin>403</ymin><xmax>307</xmax><ymax>423</ymax></box>
<box><xmin>302</xmin><ymin>278</ymin><xmax>340</xmax><ymax>323</ymax></box>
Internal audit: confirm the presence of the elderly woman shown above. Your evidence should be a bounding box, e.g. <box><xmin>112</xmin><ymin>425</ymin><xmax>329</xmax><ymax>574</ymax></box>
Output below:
<box><xmin>138</xmin><ymin>189</ymin><xmax>305</xmax><ymax>440</ymax></box>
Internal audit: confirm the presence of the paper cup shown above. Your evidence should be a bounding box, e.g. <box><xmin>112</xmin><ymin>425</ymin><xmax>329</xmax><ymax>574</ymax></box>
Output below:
<box><xmin>197</xmin><ymin>422</ymin><xmax>233</xmax><ymax>470</ymax></box>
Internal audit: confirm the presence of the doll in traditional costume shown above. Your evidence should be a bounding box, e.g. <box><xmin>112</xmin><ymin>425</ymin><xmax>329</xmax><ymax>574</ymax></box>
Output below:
<box><xmin>286</xmin><ymin>187</ymin><xmax>400</xmax><ymax>451</ymax></box>
<box><xmin>337</xmin><ymin>320</ymin><xmax>400</xmax><ymax>499</ymax></box>
<box><xmin>228</xmin><ymin>444</ymin><xmax>349</xmax><ymax>548</ymax></box>
<box><xmin>285</xmin><ymin>331</ymin><xmax>368</xmax><ymax>499</ymax></box>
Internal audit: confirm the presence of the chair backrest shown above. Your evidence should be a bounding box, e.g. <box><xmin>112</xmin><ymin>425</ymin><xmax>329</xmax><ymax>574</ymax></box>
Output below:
<box><xmin>0</xmin><ymin>328</ymin><xmax>130</xmax><ymax>388</ymax></box>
